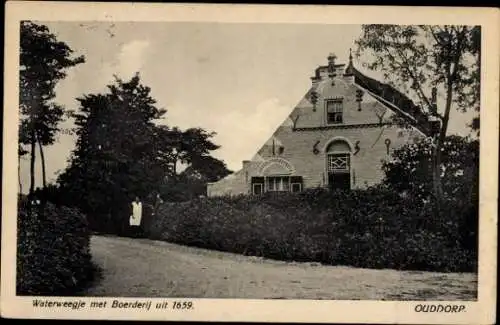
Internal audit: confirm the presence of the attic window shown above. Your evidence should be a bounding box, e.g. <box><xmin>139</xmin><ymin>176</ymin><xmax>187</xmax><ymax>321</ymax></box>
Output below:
<box><xmin>326</xmin><ymin>99</ymin><xmax>343</xmax><ymax>124</ymax></box>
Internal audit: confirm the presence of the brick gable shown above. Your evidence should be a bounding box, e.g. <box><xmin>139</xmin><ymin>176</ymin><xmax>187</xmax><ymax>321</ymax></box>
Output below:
<box><xmin>207</xmin><ymin>56</ymin><xmax>428</xmax><ymax>196</ymax></box>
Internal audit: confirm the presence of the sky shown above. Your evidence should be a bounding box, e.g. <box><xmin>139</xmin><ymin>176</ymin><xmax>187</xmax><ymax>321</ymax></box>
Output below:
<box><xmin>19</xmin><ymin>22</ymin><xmax>477</xmax><ymax>192</ymax></box>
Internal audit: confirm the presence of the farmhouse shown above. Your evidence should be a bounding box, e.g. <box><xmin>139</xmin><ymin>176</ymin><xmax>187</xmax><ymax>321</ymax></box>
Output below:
<box><xmin>207</xmin><ymin>52</ymin><xmax>437</xmax><ymax>196</ymax></box>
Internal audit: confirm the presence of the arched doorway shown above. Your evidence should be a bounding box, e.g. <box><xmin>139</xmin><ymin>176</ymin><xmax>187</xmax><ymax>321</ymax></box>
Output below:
<box><xmin>325</xmin><ymin>139</ymin><xmax>351</xmax><ymax>191</ymax></box>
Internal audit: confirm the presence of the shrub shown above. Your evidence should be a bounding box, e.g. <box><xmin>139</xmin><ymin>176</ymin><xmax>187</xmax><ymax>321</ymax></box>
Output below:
<box><xmin>382</xmin><ymin>135</ymin><xmax>479</xmax><ymax>202</ymax></box>
<box><xmin>148</xmin><ymin>187</ymin><xmax>477</xmax><ymax>273</ymax></box>
<box><xmin>16</xmin><ymin>197</ymin><xmax>98</xmax><ymax>295</ymax></box>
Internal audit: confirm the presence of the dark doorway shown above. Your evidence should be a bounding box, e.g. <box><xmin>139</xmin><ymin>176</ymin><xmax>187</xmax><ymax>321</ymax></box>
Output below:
<box><xmin>328</xmin><ymin>172</ymin><xmax>350</xmax><ymax>191</ymax></box>
<box><xmin>326</xmin><ymin>151</ymin><xmax>351</xmax><ymax>191</ymax></box>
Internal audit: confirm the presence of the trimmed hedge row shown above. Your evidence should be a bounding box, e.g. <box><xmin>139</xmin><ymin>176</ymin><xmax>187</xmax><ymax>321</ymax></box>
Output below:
<box><xmin>148</xmin><ymin>187</ymin><xmax>477</xmax><ymax>272</ymax></box>
<box><xmin>17</xmin><ymin>197</ymin><xmax>98</xmax><ymax>295</ymax></box>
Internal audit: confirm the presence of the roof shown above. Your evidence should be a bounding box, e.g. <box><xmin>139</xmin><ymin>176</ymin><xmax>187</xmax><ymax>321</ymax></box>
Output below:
<box><xmin>345</xmin><ymin>62</ymin><xmax>432</xmax><ymax>136</ymax></box>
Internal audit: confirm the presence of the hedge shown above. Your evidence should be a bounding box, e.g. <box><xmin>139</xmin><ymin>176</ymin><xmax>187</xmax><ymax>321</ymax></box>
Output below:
<box><xmin>148</xmin><ymin>187</ymin><xmax>477</xmax><ymax>272</ymax></box>
<box><xmin>17</xmin><ymin>197</ymin><xmax>98</xmax><ymax>295</ymax></box>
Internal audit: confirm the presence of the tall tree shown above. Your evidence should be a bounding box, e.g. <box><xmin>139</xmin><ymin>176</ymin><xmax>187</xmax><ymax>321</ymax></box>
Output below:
<box><xmin>154</xmin><ymin>126</ymin><xmax>232</xmax><ymax>201</ymax></box>
<box><xmin>154</xmin><ymin>126</ymin><xmax>184</xmax><ymax>176</ymax></box>
<box><xmin>355</xmin><ymin>25</ymin><xmax>480</xmax><ymax>205</ymax></box>
<box><xmin>188</xmin><ymin>155</ymin><xmax>232</xmax><ymax>183</ymax></box>
<box><xmin>58</xmin><ymin>74</ymin><xmax>232</xmax><ymax>230</ymax></box>
<box><xmin>175</xmin><ymin>128</ymin><xmax>221</xmax><ymax>172</ymax></box>
<box><xmin>20</xmin><ymin>21</ymin><xmax>84</xmax><ymax>194</ymax></box>
<box><xmin>154</xmin><ymin>126</ymin><xmax>225</xmax><ymax>177</ymax></box>
<box><xmin>58</xmin><ymin>75</ymin><xmax>168</xmax><ymax>232</ymax></box>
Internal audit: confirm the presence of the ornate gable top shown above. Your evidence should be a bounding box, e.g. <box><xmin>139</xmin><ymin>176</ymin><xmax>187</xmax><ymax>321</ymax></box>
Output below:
<box><xmin>305</xmin><ymin>51</ymin><xmax>433</xmax><ymax>136</ymax></box>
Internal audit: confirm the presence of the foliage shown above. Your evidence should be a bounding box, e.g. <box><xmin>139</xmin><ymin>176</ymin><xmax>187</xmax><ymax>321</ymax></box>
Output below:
<box><xmin>355</xmin><ymin>25</ymin><xmax>481</xmax><ymax>202</ymax></box>
<box><xmin>20</xmin><ymin>21</ymin><xmax>85</xmax><ymax>193</ymax></box>
<box><xmin>355</xmin><ymin>25</ymin><xmax>480</xmax><ymax>123</ymax></box>
<box><xmin>159</xmin><ymin>155</ymin><xmax>233</xmax><ymax>202</ymax></box>
<box><xmin>187</xmin><ymin>154</ymin><xmax>232</xmax><ymax>183</ymax></box>
<box><xmin>16</xmin><ymin>196</ymin><xmax>97</xmax><ymax>295</ymax></box>
<box><xmin>56</xmin><ymin>75</ymin><xmax>166</xmax><ymax>233</ymax></box>
<box><xmin>154</xmin><ymin>125</ymin><xmax>230</xmax><ymax>178</ymax></box>
<box><xmin>56</xmin><ymin>75</ymin><xmax>231</xmax><ymax>233</ymax></box>
<box><xmin>382</xmin><ymin>135</ymin><xmax>479</xmax><ymax>201</ymax></box>
<box><xmin>148</xmin><ymin>187</ymin><xmax>477</xmax><ymax>273</ymax></box>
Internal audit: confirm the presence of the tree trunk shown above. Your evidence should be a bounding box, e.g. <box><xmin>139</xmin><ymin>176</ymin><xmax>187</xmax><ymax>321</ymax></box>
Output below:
<box><xmin>36</xmin><ymin>133</ymin><xmax>47</xmax><ymax>189</ymax></box>
<box><xmin>29</xmin><ymin>127</ymin><xmax>36</xmax><ymax>196</ymax></box>
<box><xmin>431</xmin><ymin>69</ymin><xmax>455</xmax><ymax>217</ymax></box>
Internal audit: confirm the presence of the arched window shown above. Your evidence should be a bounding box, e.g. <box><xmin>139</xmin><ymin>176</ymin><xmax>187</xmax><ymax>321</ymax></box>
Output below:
<box><xmin>251</xmin><ymin>158</ymin><xmax>302</xmax><ymax>194</ymax></box>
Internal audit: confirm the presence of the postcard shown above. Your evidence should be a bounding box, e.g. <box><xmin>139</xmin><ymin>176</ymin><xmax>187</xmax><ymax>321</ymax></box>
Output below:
<box><xmin>2</xmin><ymin>1</ymin><xmax>498</xmax><ymax>323</ymax></box>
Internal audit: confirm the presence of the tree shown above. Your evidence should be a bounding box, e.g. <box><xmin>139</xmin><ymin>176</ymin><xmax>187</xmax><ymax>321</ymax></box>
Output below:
<box><xmin>188</xmin><ymin>155</ymin><xmax>232</xmax><ymax>183</ymax></box>
<box><xmin>382</xmin><ymin>135</ymin><xmax>479</xmax><ymax>202</ymax></box>
<box><xmin>57</xmin><ymin>74</ymin><xmax>167</xmax><ymax>232</ymax></box>
<box><xmin>155</xmin><ymin>126</ymin><xmax>232</xmax><ymax>201</ymax></box>
<box><xmin>175</xmin><ymin>155</ymin><xmax>232</xmax><ymax>200</ymax></box>
<box><xmin>155</xmin><ymin>126</ymin><xmax>222</xmax><ymax>175</ymax></box>
<box><xmin>153</xmin><ymin>126</ymin><xmax>184</xmax><ymax>176</ymax></box>
<box><xmin>382</xmin><ymin>135</ymin><xmax>479</xmax><ymax>251</ymax></box>
<box><xmin>57</xmin><ymin>74</ymin><xmax>232</xmax><ymax>230</ymax></box>
<box><xmin>355</xmin><ymin>25</ymin><xmax>480</xmax><ymax>207</ymax></box>
<box><xmin>20</xmin><ymin>21</ymin><xmax>85</xmax><ymax>194</ymax></box>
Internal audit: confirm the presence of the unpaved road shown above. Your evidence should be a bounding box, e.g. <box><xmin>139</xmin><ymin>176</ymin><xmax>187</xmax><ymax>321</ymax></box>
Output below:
<box><xmin>83</xmin><ymin>235</ymin><xmax>477</xmax><ymax>300</ymax></box>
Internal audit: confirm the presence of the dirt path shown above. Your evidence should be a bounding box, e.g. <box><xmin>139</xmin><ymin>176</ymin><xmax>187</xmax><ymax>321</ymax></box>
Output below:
<box><xmin>83</xmin><ymin>235</ymin><xmax>477</xmax><ymax>300</ymax></box>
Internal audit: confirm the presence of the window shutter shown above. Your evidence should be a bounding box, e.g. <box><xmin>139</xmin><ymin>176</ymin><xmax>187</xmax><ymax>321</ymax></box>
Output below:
<box><xmin>251</xmin><ymin>177</ymin><xmax>264</xmax><ymax>184</ymax></box>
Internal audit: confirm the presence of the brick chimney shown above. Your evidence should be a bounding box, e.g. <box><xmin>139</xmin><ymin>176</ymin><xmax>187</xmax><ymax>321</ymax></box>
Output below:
<box><xmin>242</xmin><ymin>160</ymin><xmax>251</xmax><ymax>170</ymax></box>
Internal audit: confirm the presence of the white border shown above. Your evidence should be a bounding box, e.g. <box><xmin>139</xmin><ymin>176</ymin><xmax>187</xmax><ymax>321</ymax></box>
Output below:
<box><xmin>2</xmin><ymin>2</ymin><xmax>498</xmax><ymax>323</ymax></box>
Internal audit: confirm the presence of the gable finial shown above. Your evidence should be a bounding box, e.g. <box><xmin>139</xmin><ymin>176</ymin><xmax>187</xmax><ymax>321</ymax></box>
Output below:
<box><xmin>327</xmin><ymin>52</ymin><xmax>337</xmax><ymax>85</ymax></box>
<box><xmin>344</xmin><ymin>48</ymin><xmax>355</xmax><ymax>77</ymax></box>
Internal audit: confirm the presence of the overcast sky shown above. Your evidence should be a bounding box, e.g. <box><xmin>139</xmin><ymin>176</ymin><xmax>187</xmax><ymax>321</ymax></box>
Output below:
<box><xmin>19</xmin><ymin>22</ymin><xmax>476</xmax><ymax>191</ymax></box>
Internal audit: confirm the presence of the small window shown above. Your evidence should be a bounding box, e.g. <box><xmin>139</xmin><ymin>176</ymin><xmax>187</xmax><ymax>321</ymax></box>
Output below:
<box><xmin>291</xmin><ymin>183</ymin><xmax>302</xmax><ymax>193</ymax></box>
<box><xmin>251</xmin><ymin>177</ymin><xmax>264</xmax><ymax>195</ymax></box>
<box><xmin>326</xmin><ymin>99</ymin><xmax>343</xmax><ymax>124</ymax></box>
<box><xmin>253</xmin><ymin>183</ymin><xmax>263</xmax><ymax>195</ymax></box>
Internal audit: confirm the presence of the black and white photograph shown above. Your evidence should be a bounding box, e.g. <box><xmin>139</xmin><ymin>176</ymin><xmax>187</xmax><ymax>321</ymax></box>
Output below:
<box><xmin>2</xmin><ymin>2</ymin><xmax>498</xmax><ymax>323</ymax></box>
